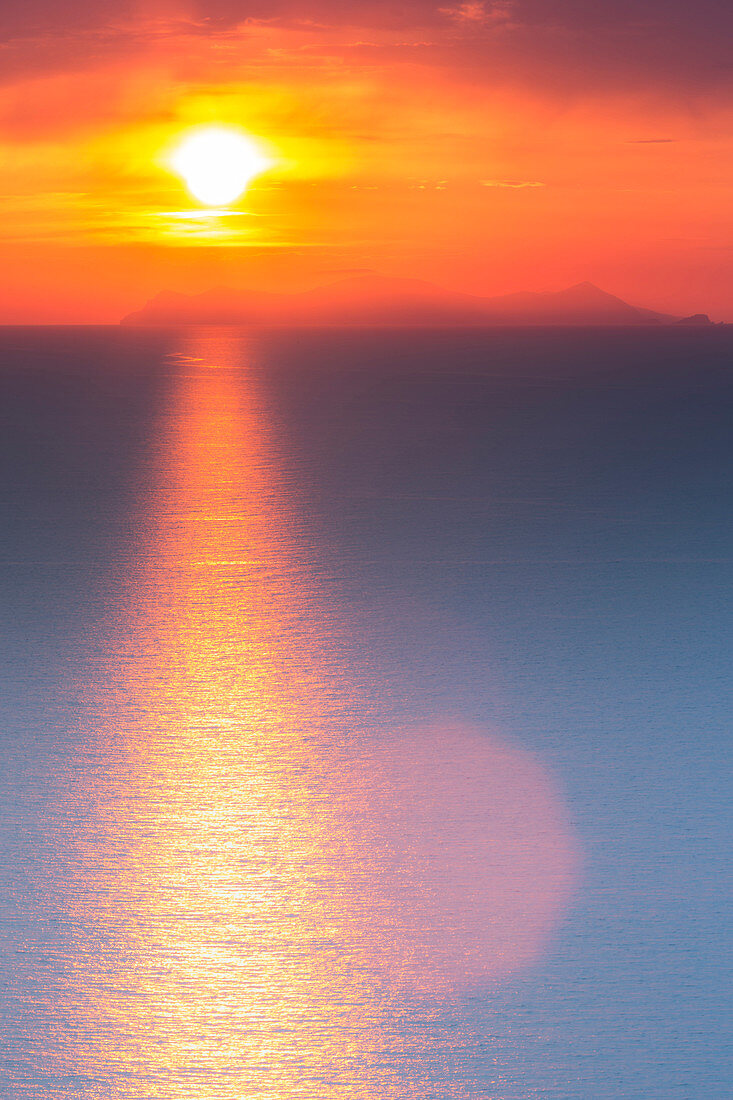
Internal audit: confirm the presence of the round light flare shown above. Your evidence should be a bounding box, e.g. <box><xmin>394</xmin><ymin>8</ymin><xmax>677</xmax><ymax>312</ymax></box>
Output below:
<box><xmin>169</xmin><ymin>126</ymin><xmax>271</xmax><ymax>207</ymax></box>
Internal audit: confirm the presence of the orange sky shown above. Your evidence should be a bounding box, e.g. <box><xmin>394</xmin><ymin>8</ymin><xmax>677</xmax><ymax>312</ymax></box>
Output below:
<box><xmin>1</xmin><ymin>1</ymin><xmax>731</xmax><ymax>322</ymax></box>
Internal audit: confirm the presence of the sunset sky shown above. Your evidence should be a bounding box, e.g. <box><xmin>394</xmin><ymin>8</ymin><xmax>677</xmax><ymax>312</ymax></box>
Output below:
<box><xmin>1</xmin><ymin>0</ymin><xmax>732</xmax><ymax>322</ymax></box>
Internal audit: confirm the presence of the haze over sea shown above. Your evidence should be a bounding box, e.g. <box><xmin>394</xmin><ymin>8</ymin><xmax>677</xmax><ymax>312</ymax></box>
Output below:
<box><xmin>0</xmin><ymin>325</ymin><xmax>730</xmax><ymax>1099</ymax></box>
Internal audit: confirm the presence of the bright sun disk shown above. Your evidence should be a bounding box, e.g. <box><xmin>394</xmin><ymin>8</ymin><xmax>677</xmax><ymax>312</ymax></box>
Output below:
<box><xmin>169</xmin><ymin>126</ymin><xmax>271</xmax><ymax>207</ymax></box>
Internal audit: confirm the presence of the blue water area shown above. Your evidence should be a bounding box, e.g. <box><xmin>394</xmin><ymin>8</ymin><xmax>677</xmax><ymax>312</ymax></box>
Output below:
<box><xmin>0</xmin><ymin>325</ymin><xmax>731</xmax><ymax>1098</ymax></box>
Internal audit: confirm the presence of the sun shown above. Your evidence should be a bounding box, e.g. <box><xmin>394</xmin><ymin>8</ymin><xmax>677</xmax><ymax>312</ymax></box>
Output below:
<box><xmin>168</xmin><ymin>126</ymin><xmax>272</xmax><ymax>207</ymax></box>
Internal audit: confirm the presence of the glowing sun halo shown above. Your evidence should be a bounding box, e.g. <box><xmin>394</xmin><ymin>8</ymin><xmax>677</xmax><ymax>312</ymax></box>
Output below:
<box><xmin>169</xmin><ymin>126</ymin><xmax>271</xmax><ymax>207</ymax></box>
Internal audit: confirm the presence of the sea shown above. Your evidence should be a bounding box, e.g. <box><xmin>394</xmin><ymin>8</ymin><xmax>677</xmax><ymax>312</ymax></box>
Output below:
<box><xmin>0</xmin><ymin>325</ymin><xmax>730</xmax><ymax>1099</ymax></box>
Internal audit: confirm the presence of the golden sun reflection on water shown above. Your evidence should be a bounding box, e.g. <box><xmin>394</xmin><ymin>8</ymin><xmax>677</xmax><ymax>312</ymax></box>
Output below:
<box><xmin>48</xmin><ymin>334</ymin><xmax>578</xmax><ymax>1097</ymax></box>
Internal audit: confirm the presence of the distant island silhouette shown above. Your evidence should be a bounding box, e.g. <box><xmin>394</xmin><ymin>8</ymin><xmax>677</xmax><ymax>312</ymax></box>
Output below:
<box><xmin>121</xmin><ymin>275</ymin><xmax>715</xmax><ymax>327</ymax></box>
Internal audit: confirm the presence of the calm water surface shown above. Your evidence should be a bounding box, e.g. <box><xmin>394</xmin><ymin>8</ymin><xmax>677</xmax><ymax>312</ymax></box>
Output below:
<box><xmin>0</xmin><ymin>327</ymin><xmax>731</xmax><ymax>1098</ymax></box>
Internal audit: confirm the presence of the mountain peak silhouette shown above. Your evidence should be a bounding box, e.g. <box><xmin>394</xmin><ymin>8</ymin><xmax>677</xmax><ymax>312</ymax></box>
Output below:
<box><xmin>121</xmin><ymin>275</ymin><xmax>693</xmax><ymax>327</ymax></box>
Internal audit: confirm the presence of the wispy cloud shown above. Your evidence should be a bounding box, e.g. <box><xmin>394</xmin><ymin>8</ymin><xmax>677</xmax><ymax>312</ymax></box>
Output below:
<box><xmin>439</xmin><ymin>2</ymin><xmax>515</xmax><ymax>25</ymax></box>
<box><xmin>480</xmin><ymin>179</ymin><xmax>545</xmax><ymax>188</ymax></box>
